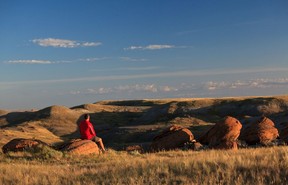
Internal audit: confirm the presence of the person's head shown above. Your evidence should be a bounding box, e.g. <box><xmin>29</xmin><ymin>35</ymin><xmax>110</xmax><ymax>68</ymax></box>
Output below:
<box><xmin>84</xmin><ymin>114</ymin><xmax>90</xmax><ymax>120</ymax></box>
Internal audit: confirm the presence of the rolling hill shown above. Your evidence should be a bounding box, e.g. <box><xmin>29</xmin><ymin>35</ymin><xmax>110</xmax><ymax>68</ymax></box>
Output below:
<box><xmin>1</xmin><ymin>95</ymin><xmax>288</xmax><ymax>151</ymax></box>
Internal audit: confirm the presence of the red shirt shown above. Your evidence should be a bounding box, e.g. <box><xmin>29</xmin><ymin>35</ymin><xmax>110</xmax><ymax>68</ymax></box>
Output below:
<box><xmin>79</xmin><ymin>119</ymin><xmax>96</xmax><ymax>140</ymax></box>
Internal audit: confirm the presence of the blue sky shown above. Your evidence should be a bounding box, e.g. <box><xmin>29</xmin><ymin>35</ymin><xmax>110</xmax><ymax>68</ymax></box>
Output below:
<box><xmin>1</xmin><ymin>0</ymin><xmax>288</xmax><ymax>109</ymax></box>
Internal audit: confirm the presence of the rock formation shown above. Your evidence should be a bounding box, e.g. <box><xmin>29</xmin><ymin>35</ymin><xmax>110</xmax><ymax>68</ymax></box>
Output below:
<box><xmin>60</xmin><ymin>139</ymin><xmax>100</xmax><ymax>155</ymax></box>
<box><xmin>239</xmin><ymin>116</ymin><xmax>279</xmax><ymax>145</ymax></box>
<box><xmin>150</xmin><ymin>125</ymin><xmax>194</xmax><ymax>151</ymax></box>
<box><xmin>2</xmin><ymin>138</ymin><xmax>49</xmax><ymax>154</ymax></box>
<box><xmin>199</xmin><ymin>116</ymin><xmax>242</xmax><ymax>149</ymax></box>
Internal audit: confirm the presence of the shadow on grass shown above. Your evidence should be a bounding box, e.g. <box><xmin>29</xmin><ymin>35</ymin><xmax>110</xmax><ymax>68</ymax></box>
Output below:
<box><xmin>0</xmin><ymin>111</ymin><xmax>37</xmax><ymax>128</ymax></box>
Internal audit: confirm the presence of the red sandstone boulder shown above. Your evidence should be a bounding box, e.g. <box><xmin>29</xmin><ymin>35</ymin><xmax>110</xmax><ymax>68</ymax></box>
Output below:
<box><xmin>60</xmin><ymin>139</ymin><xmax>100</xmax><ymax>155</ymax></box>
<box><xmin>199</xmin><ymin>116</ymin><xmax>242</xmax><ymax>149</ymax></box>
<box><xmin>239</xmin><ymin>116</ymin><xmax>279</xmax><ymax>145</ymax></box>
<box><xmin>2</xmin><ymin>138</ymin><xmax>49</xmax><ymax>154</ymax></box>
<box><xmin>150</xmin><ymin>125</ymin><xmax>194</xmax><ymax>151</ymax></box>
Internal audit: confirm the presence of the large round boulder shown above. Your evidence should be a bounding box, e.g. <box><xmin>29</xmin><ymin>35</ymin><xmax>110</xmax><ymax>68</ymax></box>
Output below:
<box><xmin>60</xmin><ymin>139</ymin><xmax>100</xmax><ymax>155</ymax></box>
<box><xmin>2</xmin><ymin>138</ymin><xmax>49</xmax><ymax>154</ymax></box>
<box><xmin>199</xmin><ymin>116</ymin><xmax>242</xmax><ymax>149</ymax></box>
<box><xmin>150</xmin><ymin>125</ymin><xmax>194</xmax><ymax>151</ymax></box>
<box><xmin>239</xmin><ymin>116</ymin><xmax>279</xmax><ymax>145</ymax></box>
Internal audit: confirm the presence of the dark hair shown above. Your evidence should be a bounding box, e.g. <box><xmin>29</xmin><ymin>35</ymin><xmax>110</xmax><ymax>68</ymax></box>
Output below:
<box><xmin>84</xmin><ymin>114</ymin><xmax>90</xmax><ymax>120</ymax></box>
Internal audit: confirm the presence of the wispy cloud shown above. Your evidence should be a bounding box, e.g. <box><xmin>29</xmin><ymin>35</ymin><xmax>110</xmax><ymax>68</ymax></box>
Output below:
<box><xmin>124</xmin><ymin>44</ymin><xmax>175</xmax><ymax>50</ymax></box>
<box><xmin>69</xmin><ymin>84</ymin><xmax>178</xmax><ymax>95</ymax></box>
<box><xmin>5</xmin><ymin>59</ymin><xmax>73</xmax><ymax>64</ymax></box>
<box><xmin>90</xmin><ymin>66</ymin><xmax>160</xmax><ymax>72</ymax></box>
<box><xmin>81</xmin><ymin>42</ymin><xmax>101</xmax><ymax>47</ymax></box>
<box><xmin>2</xmin><ymin>67</ymin><xmax>288</xmax><ymax>85</ymax></box>
<box><xmin>78</xmin><ymin>56</ymin><xmax>147</xmax><ymax>62</ymax></box>
<box><xmin>203</xmin><ymin>78</ymin><xmax>288</xmax><ymax>91</ymax></box>
<box><xmin>78</xmin><ymin>57</ymin><xmax>110</xmax><ymax>62</ymax></box>
<box><xmin>32</xmin><ymin>38</ymin><xmax>102</xmax><ymax>48</ymax></box>
<box><xmin>6</xmin><ymin>60</ymin><xmax>53</xmax><ymax>64</ymax></box>
<box><xmin>69</xmin><ymin>78</ymin><xmax>288</xmax><ymax>96</ymax></box>
<box><xmin>119</xmin><ymin>57</ymin><xmax>147</xmax><ymax>62</ymax></box>
<box><xmin>4</xmin><ymin>56</ymin><xmax>149</xmax><ymax>65</ymax></box>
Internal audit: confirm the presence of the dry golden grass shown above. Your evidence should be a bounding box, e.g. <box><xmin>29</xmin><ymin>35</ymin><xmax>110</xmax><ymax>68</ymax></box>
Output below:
<box><xmin>1</xmin><ymin>146</ymin><xmax>288</xmax><ymax>185</ymax></box>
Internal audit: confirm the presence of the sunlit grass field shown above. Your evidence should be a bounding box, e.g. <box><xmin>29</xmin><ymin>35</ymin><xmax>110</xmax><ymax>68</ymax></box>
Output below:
<box><xmin>1</xmin><ymin>146</ymin><xmax>288</xmax><ymax>185</ymax></box>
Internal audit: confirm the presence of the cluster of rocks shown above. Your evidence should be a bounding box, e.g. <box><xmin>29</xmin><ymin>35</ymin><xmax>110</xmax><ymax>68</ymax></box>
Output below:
<box><xmin>2</xmin><ymin>116</ymin><xmax>287</xmax><ymax>155</ymax></box>
<box><xmin>149</xmin><ymin>116</ymin><xmax>285</xmax><ymax>151</ymax></box>
<box><xmin>2</xmin><ymin>138</ymin><xmax>101</xmax><ymax>155</ymax></box>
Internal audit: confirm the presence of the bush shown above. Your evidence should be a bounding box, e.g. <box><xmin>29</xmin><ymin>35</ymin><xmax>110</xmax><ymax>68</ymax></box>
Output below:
<box><xmin>30</xmin><ymin>144</ymin><xmax>63</xmax><ymax>160</ymax></box>
<box><xmin>4</xmin><ymin>144</ymin><xmax>63</xmax><ymax>160</ymax></box>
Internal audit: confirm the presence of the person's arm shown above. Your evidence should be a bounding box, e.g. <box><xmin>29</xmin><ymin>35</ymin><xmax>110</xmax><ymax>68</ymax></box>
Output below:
<box><xmin>89</xmin><ymin>122</ymin><xmax>96</xmax><ymax>136</ymax></box>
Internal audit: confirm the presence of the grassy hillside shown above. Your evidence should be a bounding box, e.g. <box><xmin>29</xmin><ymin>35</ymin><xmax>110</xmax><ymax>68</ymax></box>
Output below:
<box><xmin>1</xmin><ymin>95</ymin><xmax>288</xmax><ymax>149</ymax></box>
<box><xmin>1</xmin><ymin>96</ymin><xmax>288</xmax><ymax>184</ymax></box>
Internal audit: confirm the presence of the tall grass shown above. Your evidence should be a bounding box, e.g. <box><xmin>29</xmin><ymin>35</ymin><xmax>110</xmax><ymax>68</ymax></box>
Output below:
<box><xmin>1</xmin><ymin>146</ymin><xmax>288</xmax><ymax>184</ymax></box>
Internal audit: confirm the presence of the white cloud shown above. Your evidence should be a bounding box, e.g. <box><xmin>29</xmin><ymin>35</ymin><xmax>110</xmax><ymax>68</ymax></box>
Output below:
<box><xmin>69</xmin><ymin>90</ymin><xmax>81</xmax><ymax>95</ymax></box>
<box><xmin>5</xmin><ymin>59</ymin><xmax>74</xmax><ymax>64</ymax></box>
<box><xmin>125</xmin><ymin>44</ymin><xmax>175</xmax><ymax>50</ymax></box>
<box><xmin>90</xmin><ymin>66</ymin><xmax>160</xmax><ymax>72</ymax></box>
<box><xmin>79</xmin><ymin>57</ymin><xmax>109</xmax><ymax>62</ymax></box>
<box><xmin>160</xmin><ymin>86</ymin><xmax>178</xmax><ymax>92</ymax></box>
<box><xmin>32</xmin><ymin>38</ymin><xmax>101</xmax><ymax>48</ymax></box>
<box><xmin>116</xmin><ymin>84</ymin><xmax>158</xmax><ymax>93</ymax></box>
<box><xmin>120</xmin><ymin>66</ymin><xmax>159</xmax><ymax>71</ymax></box>
<box><xmin>82</xmin><ymin>42</ymin><xmax>101</xmax><ymax>47</ymax></box>
<box><xmin>6</xmin><ymin>60</ymin><xmax>53</xmax><ymax>64</ymax></box>
<box><xmin>119</xmin><ymin>57</ymin><xmax>147</xmax><ymax>62</ymax></box>
<box><xmin>146</xmin><ymin>45</ymin><xmax>175</xmax><ymax>50</ymax></box>
<box><xmin>126</xmin><ymin>46</ymin><xmax>143</xmax><ymax>50</ymax></box>
<box><xmin>203</xmin><ymin>78</ymin><xmax>288</xmax><ymax>91</ymax></box>
<box><xmin>87</xmin><ymin>87</ymin><xmax>113</xmax><ymax>94</ymax></box>
<box><xmin>69</xmin><ymin>84</ymin><xmax>179</xmax><ymax>95</ymax></box>
<box><xmin>2</xmin><ymin>67</ymin><xmax>288</xmax><ymax>86</ymax></box>
<box><xmin>204</xmin><ymin>81</ymin><xmax>229</xmax><ymax>90</ymax></box>
<box><xmin>78</xmin><ymin>56</ymin><xmax>147</xmax><ymax>62</ymax></box>
<box><xmin>138</xmin><ymin>84</ymin><xmax>158</xmax><ymax>92</ymax></box>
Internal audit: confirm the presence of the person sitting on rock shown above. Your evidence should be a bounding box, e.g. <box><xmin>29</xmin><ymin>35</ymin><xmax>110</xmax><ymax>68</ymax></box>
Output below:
<box><xmin>79</xmin><ymin>113</ymin><xmax>106</xmax><ymax>152</ymax></box>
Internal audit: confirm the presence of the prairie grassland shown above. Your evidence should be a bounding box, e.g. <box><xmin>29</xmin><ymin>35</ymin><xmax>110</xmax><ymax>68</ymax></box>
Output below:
<box><xmin>1</xmin><ymin>146</ymin><xmax>288</xmax><ymax>185</ymax></box>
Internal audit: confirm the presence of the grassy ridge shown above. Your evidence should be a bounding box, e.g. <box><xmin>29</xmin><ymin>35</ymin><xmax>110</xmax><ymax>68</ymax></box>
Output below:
<box><xmin>1</xmin><ymin>146</ymin><xmax>288</xmax><ymax>185</ymax></box>
<box><xmin>2</xmin><ymin>96</ymin><xmax>288</xmax><ymax>149</ymax></box>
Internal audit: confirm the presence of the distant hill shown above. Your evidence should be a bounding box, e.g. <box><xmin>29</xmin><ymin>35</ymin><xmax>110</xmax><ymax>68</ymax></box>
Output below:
<box><xmin>1</xmin><ymin>95</ymin><xmax>288</xmax><ymax>150</ymax></box>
